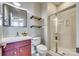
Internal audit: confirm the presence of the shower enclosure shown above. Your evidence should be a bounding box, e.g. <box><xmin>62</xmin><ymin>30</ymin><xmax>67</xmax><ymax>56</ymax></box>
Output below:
<box><xmin>48</xmin><ymin>4</ymin><xmax>76</xmax><ymax>55</ymax></box>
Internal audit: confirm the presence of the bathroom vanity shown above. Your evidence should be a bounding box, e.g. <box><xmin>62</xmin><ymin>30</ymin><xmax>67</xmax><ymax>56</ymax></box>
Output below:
<box><xmin>0</xmin><ymin>3</ymin><xmax>31</xmax><ymax>56</ymax></box>
<box><xmin>2</xmin><ymin>40</ymin><xmax>31</xmax><ymax>56</ymax></box>
<box><xmin>1</xmin><ymin>36</ymin><xmax>32</xmax><ymax>56</ymax></box>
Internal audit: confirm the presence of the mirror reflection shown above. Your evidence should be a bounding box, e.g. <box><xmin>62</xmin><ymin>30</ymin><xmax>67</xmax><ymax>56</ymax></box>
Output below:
<box><xmin>3</xmin><ymin>4</ymin><xmax>27</xmax><ymax>27</ymax></box>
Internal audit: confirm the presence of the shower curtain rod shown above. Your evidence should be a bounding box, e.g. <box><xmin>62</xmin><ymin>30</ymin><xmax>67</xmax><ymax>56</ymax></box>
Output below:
<box><xmin>49</xmin><ymin>4</ymin><xmax>76</xmax><ymax>17</ymax></box>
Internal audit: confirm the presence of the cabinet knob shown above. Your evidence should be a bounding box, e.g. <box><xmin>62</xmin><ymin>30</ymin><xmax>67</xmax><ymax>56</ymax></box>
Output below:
<box><xmin>20</xmin><ymin>49</ymin><xmax>22</xmax><ymax>52</ymax></box>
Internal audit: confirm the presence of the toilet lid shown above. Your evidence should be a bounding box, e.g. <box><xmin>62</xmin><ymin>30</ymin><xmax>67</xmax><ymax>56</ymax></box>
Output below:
<box><xmin>37</xmin><ymin>44</ymin><xmax>47</xmax><ymax>51</ymax></box>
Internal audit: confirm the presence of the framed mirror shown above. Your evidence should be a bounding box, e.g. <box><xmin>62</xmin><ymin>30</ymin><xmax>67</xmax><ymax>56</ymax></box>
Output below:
<box><xmin>3</xmin><ymin>4</ymin><xmax>27</xmax><ymax>27</ymax></box>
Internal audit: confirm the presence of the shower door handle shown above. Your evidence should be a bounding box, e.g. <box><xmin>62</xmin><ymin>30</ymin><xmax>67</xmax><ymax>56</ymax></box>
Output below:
<box><xmin>55</xmin><ymin>36</ymin><xmax>58</xmax><ymax>40</ymax></box>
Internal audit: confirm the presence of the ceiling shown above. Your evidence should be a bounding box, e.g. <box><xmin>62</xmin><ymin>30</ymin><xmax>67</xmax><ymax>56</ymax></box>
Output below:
<box><xmin>52</xmin><ymin>2</ymin><xmax>63</xmax><ymax>6</ymax></box>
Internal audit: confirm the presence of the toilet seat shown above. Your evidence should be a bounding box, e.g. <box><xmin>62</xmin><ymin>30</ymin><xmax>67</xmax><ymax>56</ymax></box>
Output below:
<box><xmin>37</xmin><ymin>44</ymin><xmax>47</xmax><ymax>51</ymax></box>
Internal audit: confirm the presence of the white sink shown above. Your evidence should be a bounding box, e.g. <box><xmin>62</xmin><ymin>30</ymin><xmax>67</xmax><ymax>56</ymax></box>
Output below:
<box><xmin>1</xmin><ymin>36</ymin><xmax>32</xmax><ymax>44</ymax></box>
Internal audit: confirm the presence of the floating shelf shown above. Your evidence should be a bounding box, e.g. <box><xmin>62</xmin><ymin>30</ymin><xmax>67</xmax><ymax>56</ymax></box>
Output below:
<box><xmin>30</xmin><ymin>25</ymin><xmax>42</xmax><ymax>28</ymax></box>
<box><xmin>30</xmin><ymin>16</ymin><xmax>42</xmax><ymax>20</ymax></box>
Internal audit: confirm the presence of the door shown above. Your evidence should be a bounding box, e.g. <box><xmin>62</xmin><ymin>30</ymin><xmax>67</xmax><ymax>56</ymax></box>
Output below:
<box><xmin>57</xmin><ymin>7</ymin><xmax>76</xmax><ymax>53</ymax></box>
<box><xmin>19</xmin><ymin>45</ymin><xmax>31</xmax><ymax>56</ymax></box>
<box><xmin>49</xmin><ymin>15</ymin><xmax>57</xmax><ymax>52</ymax></box>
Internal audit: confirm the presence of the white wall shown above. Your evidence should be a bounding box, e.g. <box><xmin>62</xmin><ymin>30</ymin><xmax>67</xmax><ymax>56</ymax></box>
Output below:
<box><xmin>3</xmin><ymin>27</ymin><xmax>28</xmax><ymax>37</ymax></box>
<box><xmin>0</xmin><ymin>3</ymin><xmax>2</xmax><ymax>56</ymax></box>
<box><xmin>41</xmin><ymin>3</ymin><xmax>49</xmax><ymax>48</ymax></box>
<box><xmin>0</xmin><ymin>3</ymin><xmax>2</xmax><ymax>42</ymax></box>
<box><xmin>76</xmin><ymin>3</ymin><xmax>79</xmax><ymax>48</ymax></box>
<box><xmin>20</xmin><ymin>2</ymin><xmax>41</xmax><ymax>17</ymax></box>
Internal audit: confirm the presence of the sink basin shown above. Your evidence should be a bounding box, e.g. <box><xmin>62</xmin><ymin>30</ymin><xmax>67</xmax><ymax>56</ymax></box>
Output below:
<box><xmin>1</xmin><ymin>36</ymin><xmax>32</xmax><ymax>44</ymax></box>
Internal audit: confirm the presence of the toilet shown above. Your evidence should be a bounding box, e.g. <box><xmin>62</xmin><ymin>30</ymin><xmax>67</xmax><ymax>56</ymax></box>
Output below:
<box><xmin>32</xmin><ymin>37</ymin><xmax>47</xmax><ymax>56</ymax></box>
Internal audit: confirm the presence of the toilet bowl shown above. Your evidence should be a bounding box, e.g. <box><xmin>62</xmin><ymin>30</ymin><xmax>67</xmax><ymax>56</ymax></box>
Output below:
<box><xmin>32</xmin><ymin>37</ymin><xmax>47</xmax><ymax>56</ymax></box>
<box><xmin>37</xmin><ymin>44</ymin><xmax>47</xmax><ymax>56</ymax></box>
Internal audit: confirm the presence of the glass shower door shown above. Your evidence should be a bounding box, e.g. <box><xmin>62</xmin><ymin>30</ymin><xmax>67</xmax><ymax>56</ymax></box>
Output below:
<box><xmin>57</xmin><ymin>7</ymin><xmax>76</xmax><ymax>54</ymax></box>
<box><xmin>49</xmin><ymin>6</ymin><xmax>76</xmax><ymax>55</ymax></box>
<box><xmin>49</xmin><ymin>14</ymin><xmax>59</xmax><ymax>52</ymax></box>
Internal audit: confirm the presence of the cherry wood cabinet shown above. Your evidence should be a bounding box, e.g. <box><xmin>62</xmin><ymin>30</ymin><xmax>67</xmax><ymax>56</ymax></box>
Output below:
<box><xmin>3</xmin><ymin>48</ymin><xmax>19</xmax><ymax>56</ymax></box>
<box><xmin>2</xmin><ymin>40</ymin><xmax>31</xmax><ymax>56</ymax></box>
<box><xmin>19</xmin><ymin>45</ymin><xmax>31</xmax><ymax>56</ymax></box>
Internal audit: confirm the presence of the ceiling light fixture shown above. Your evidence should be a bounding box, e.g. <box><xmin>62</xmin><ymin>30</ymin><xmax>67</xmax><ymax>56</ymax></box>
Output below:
<box><xmin>13</xmin><ymin>2</ymin><xmax>21</xmax><ymax>7</ymax></box>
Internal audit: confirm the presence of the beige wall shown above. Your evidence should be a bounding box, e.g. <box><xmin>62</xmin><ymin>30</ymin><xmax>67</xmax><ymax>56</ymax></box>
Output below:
<box><xmin>57</xmin><ymin>2</ymin><xmax>76</xmax><ymax>12</ymax></box>
<box><xmin>48</xmin><ymin>3</ymin><xmax>57</xmax><ymax>15</ymax></box>
<box><xmin>48</xmin><ymin>2</ymin><xmax>76</xmax><ymax>15</ymax></box>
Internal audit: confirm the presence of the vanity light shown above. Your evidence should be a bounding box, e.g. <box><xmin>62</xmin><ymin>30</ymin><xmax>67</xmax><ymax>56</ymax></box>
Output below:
<box><xmin>13</xmin><ymin>2</ymin><xmax>21</xmax><ymax>7</ymax></box>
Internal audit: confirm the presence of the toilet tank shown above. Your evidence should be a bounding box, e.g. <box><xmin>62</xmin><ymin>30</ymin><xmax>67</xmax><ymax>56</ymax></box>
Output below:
<box><xmin>32</xmin><ymin>37</ymin><xmax>41</xmax><ymax>46</ymax></box>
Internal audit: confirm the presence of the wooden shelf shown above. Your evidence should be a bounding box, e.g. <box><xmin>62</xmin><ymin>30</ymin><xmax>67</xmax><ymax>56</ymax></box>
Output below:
<box><xmin>30</xmin><ymin>16</ymin><xmax>42</xmax><ymax>20</ymax></box>
<box><xmin>30</xmin><ymin>25</ymin><xmax>42</xmax><ymax>28</ymax></box>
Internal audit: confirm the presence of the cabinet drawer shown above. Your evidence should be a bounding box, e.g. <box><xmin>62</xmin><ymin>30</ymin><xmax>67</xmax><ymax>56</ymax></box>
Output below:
<box><xmin>14</xmin><ymin>40</ymin><xmax>31</xmax><ymax>47</ymax></box>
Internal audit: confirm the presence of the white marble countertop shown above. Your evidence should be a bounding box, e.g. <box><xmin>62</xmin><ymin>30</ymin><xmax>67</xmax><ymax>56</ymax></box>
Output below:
<box><xmin>0</xmin><ymin>36</ymin><xmax>32</xmax><ymax>44</ymax></box>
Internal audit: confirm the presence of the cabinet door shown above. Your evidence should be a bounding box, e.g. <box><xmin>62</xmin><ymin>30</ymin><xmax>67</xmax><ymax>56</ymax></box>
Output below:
<box><xmin>19</xmin><ymin>45</ymin><xmax>31</xmax><ymax>56</ymax></box>
<box><xmin>3</xmin><ymin>49</ymin><xmax>19</xmax><ymax>56</ymax></box>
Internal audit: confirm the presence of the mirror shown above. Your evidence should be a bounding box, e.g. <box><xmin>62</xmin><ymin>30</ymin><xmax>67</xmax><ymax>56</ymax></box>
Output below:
<box><xmin>3</xmin><ymin>4</ymin><xmax>27</xmax><ymax>27</ymax></box>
